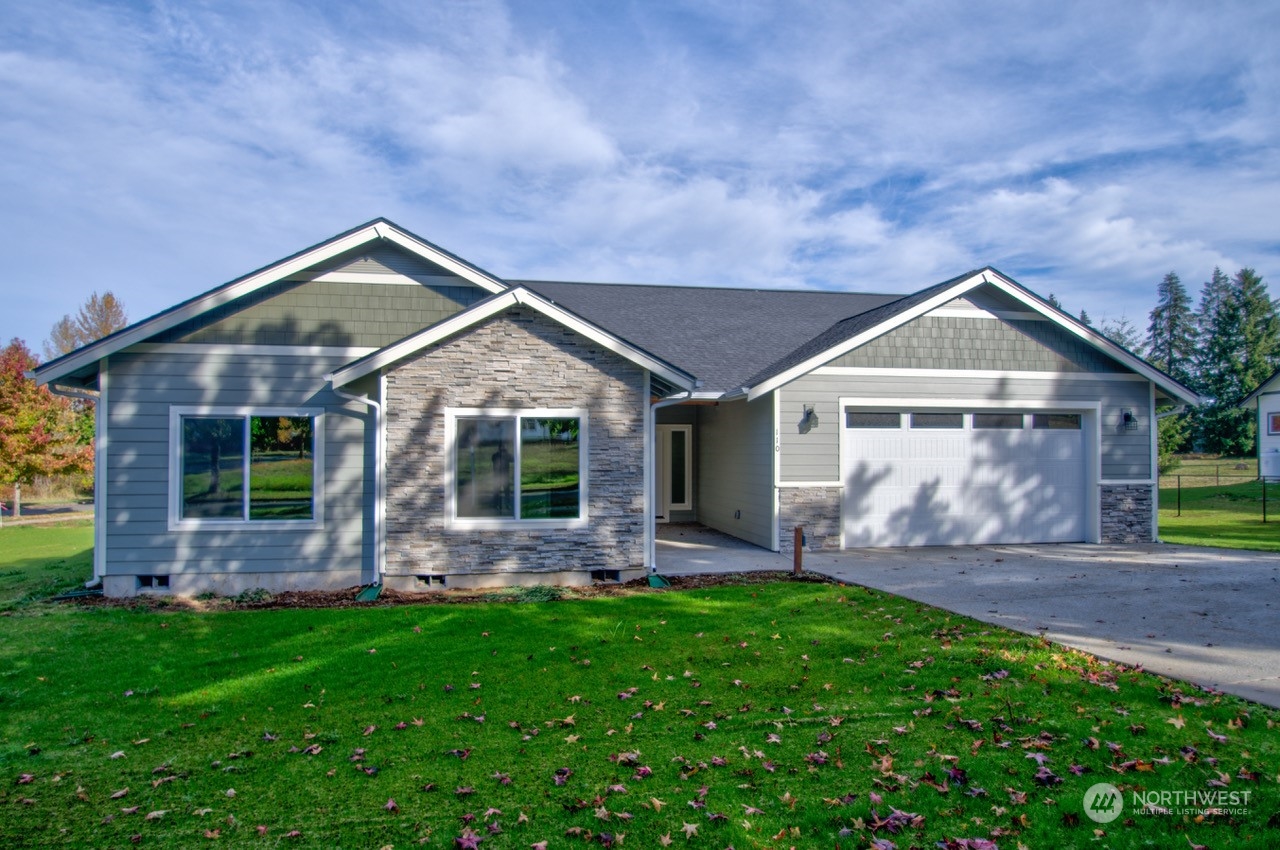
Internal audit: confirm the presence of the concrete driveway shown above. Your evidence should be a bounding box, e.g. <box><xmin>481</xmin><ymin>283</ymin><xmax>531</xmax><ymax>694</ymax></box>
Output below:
<box><xmin>657</xmin><ymin>526</ymin><xmax>1280</xmax><ymax>708</ymax></box>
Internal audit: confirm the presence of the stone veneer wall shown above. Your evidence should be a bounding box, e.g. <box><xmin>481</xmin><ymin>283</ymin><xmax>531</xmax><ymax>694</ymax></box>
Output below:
<box><xmin>383</xmin><ymin>308</ymin><xmax>647</xmax><ymax>585</ymax></box>
<box><xmin>778</xmin><ymin>487</ymin><xmax>842</xmax><ymax>555</ymax></box>
<box><xmin>1100</xmin><ymin>484</ymin><xmax>1154</xmax><ymax>543</ymax></box>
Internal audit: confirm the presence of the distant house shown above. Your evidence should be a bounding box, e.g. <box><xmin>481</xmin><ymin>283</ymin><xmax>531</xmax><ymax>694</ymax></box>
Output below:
<box><xmin>1240</xmin><ymin>370</ymin><xmax>1280</xmax><ymax>478</ymax></box>
<box><xmin>32</xmin><ymin>219</ymin><xmax>1199</xmax><ymax>596</ymax></box>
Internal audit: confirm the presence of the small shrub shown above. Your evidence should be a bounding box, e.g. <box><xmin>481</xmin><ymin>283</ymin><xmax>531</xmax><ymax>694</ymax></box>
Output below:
<box><xmin>233</xmin><ymin>588</ymin><xmax>273</xmax><ymax>605</ymax></box>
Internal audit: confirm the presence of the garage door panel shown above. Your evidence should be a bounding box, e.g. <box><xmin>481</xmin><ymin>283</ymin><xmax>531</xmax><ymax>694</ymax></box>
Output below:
<box><xmin>842</xmin><ymin>414</ymin><xmax>1086</xmax><ymax>547</ymax></box>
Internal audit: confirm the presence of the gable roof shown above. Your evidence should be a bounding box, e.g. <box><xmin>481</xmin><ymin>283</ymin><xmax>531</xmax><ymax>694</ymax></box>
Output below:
<box><xmin>520</xmin><ymin>280</ymin><xmax>902</xmax><ymax>395</ymax></box>
<box><xmin>31</xmin><ymin>218</ymin><xmax>509</xmax><ymax>389</ymax></box>
<box><xmin>740</xmin><ymin>268</ymin><xmax>1201</xmax><ymax>405</ymax></box>
<box><xmin>328</xmin><ymin>286</ymin><xmax>698</xmax><ymax>393</ymax></box>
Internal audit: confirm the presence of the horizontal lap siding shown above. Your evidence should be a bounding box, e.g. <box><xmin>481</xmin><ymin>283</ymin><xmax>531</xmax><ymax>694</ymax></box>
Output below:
<box><xmin>697</xmin><ymin>397</ymin><xmax>774</xmax><ymax>549</ymax></box>
<box><xmin>105</xmin><ymin>350</ymin><xmax>372</xmax><ymax>577</ymax></box>
<box><xmin>779</xmin><ymin>374</ymin><xmax>1152</xmax><ymax>481</ymax></box>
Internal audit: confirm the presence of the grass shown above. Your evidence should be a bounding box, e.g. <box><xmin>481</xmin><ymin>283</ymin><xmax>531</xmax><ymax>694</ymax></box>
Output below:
<box><xmin>0</xmin><ymin>521</ymin><xmax>94</xmax><ymax>609</ymax></box>
<box><xmin>1158</xmin><ymin>455</ymin><xmax>1280</xmax><ymax>551</ymax></box>
<box><xmin>1</xmin><ymin>531</ymin><xmax>1277</xmax><ymax>848</ymax></box>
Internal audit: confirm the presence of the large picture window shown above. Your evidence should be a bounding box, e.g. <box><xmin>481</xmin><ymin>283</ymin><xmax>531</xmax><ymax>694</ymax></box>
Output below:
<box><xmin>170</xmin><ymin>408</ymin><xmax>322</xmax><ymax>528</ymax></box>
<box><xmin>448</xmin><ymin>409</ymin><xmax>588</xmax><ymax>527</ymax></box>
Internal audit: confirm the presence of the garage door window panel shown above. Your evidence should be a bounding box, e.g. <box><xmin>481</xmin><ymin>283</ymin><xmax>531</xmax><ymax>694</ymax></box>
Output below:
<box><xmin>973</xmin><ymin>413</ymin><xmax>1024</xmax><ymax>430</ymax></box>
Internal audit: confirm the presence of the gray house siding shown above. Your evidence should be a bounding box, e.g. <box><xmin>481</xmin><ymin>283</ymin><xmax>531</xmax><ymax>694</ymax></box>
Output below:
<box><xmin>780</xmin><ymin>373</ymin><xmax>1152</xmax><ymax>481</ymax></box>
<box><xmin>101</xmin><ymin>348</ymin><xmax>373</xmax><ymax>596</ymax></box>
<box><xmin>696</xmin><ymin>397</ymin><xmax>775</xmax><ymax>549</ymax></box>
<box><xmin>156</xmin><ymin>278</ymin><xmax>486</xmax><ymax>348</ymax></box>
<box><xmin>381</xmin><ymin>307</ymin><xmax>648</xmax><ymax>587</ymax></box>
<box><xmin>830</xmin><ymin>316</ymin><xmax>1125</xmax><ymax>373</ymax></box>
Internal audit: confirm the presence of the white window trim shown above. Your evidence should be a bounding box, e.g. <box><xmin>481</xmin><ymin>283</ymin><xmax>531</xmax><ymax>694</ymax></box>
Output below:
<box><xmin>444</xmin><ymin>407</ymin><xmax>590</xmax><ymax>530</ymax></box>
<box><xmin>168</xmin><ymin>406</ymin><xmax>325</xmax><ymax>531</ymax></box>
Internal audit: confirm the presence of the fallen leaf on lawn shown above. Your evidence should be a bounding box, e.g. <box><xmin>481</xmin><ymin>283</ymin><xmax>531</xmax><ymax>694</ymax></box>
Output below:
<box><xmin>145</xmin><ymin>810</ymin><xmax>167</xmax><ymax>821</ymax></box>
<box><xmin>110</xmin><ymin>751</ymin><xmax>126</xmax><ymax>759</ymax></box>
<box><xmin>385</xmin><ymin>798</ymin><xmax>399</xmax><ymax>813</ymax></box>
<box><xmin>682</xmin><ymin>822</ymin><xmax>698</xmax><ymax>837</ymax></box>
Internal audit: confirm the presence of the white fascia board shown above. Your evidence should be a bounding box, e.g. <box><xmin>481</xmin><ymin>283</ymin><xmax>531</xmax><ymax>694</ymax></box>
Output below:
<box><xmin>746</xmin><ymin>271</ymin><xmax>992</xmax><ymax>400</ymax></box>
<box><xmin>328</xmin><ymin>287</ymin><xmax>697</xmax><ymax>391</ymax></box>
<box><xmin>372</xmin><ymin>223</ymin><xmax>506</xmax><ymax>294</ymax></box>
<box><xmin>980</xmin><ymin>273</ymin><xmax>1202</xmax><ymax>406</ymax></box>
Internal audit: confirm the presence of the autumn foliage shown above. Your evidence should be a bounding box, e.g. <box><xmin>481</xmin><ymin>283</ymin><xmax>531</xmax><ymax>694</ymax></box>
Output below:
<box><xmin>0</xmin><ymin>338</ymin><xmax>92</xmax><ymax>506</ymax></box>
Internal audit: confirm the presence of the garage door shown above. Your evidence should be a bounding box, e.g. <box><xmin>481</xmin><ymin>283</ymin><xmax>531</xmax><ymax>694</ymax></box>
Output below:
<box><xmin>841</xmin><ymin>410</ymin><xmax>1086</xmax><ymax>547</ymax></box>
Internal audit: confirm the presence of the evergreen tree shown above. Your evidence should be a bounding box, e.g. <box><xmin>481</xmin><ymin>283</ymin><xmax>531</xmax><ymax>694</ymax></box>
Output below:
<box><xmin>1146</xmin><ymin>271</ymin><xmax>1195</xmax><ymax>384</ymax></box>
<box><xmin>1098</xmin><ymin>316</ymin><xmax>1144</xmax><ymax>355</ymax></box>
<box><xmin>1046</xmin><ymin>293</ymin><xmax>1063</xmax><ymax>310</ymax></box>
<box><xmin>1078</xmin><ymin>308</ymin><xmax>1092</xmax><ymax>326</ymax></box>
<box><xmin>1234</xmin><ymin>268</ymin><xmax>1280</xmax><ymax>393</ymax></box>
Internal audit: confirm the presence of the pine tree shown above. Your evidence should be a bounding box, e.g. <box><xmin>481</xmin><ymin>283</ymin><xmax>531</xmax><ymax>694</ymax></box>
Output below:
<box><xmin>1098</xmin><ymin>316</ymin><xmax>1145</xmax><ymax>356</ymax></box>
<box><xmin>1234</xmin><ymin>268</ymin><xmax>1280</xmax><ymax>393</ymax></box>
<box><xmin>1078</xmin><ymin>308</ymin><xmax>1092</xmax><ymax>326</ymax></box>
<box><xmin>1146</xmin><ymin>271</ymin><xmax>1195</xmax><ymax>384</ymax></box>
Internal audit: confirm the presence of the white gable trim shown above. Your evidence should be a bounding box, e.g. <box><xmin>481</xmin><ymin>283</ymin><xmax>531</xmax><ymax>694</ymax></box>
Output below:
<box><xmin>746</xmin><ymin>271</ymin><xmax>994</xmax><ymax>400</ymax></box>
<box><xmin>33</xmin><ymin>221</ymin><xmax>507</xmax><ymax>387</ymax></box>
<box><xmin>327</xmin><ymin>287</ymin><xmax>697</xmax><ymax>391</ymax></box>
<box><xmin>746</xmin><ymin>269</ymin><xmax>1201</xmax><ymax>406</ymax></box>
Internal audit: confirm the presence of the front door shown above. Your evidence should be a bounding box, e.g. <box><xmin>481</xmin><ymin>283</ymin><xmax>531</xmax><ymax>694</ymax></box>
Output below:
<box><xmin>655</xmin><ymin>424</ymin><xmax>692</xmax><ymax>522</ymax></box>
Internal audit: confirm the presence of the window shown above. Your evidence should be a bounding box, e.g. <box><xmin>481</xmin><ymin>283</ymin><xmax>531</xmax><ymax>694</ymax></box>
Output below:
<box><xmin>448</xmin><ymin>409</ymin><xmax>587</xmax><ymax>527</ymax></box>
<box><xmin>1270</xmin><ymin>413</ymin><xmax>1280</xmax><ymax>436</ymax></box>
<box><xmin>1032</xmin><ymin>413</ymin><xmax>1082</xmax><ymax>430</ymax></box>
<box><xmin>911</xmin><ymin>412</ymin><xmax>963</xmax><ymax>429</ymax></box>
<box><xmin>973</xmin><ymin>412</ymin><xmax>1024</xmax><ymax>430</ymax></box>
<box><xmin>846</xmin><ymin>411</ymin><xmax>901</xmax><ymax>429</ymax></box>
<box><xmin>170</xmin><ymin>408</ymin><xmax>322</xmax><ymax>528</ymax></box>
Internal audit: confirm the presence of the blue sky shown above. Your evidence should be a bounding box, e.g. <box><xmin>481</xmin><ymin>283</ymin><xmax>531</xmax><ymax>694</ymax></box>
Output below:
<box><xmin>2</xmin><ymin>0</ymin><xmax>1278</xmax><ymax>350</ymax></box>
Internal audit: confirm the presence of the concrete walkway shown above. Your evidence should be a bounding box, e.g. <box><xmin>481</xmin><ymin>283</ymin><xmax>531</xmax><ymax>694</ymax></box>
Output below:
<box><xmin>656</xmin><ymin>525</ymin><xmax>1280</xmax><ymax>708</ymax></box>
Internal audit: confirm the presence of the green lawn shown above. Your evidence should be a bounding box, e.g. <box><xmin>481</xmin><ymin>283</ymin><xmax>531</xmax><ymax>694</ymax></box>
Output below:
<box><xmin>0</xmin><ymin>521</ymin><xmax>94</xmax><ymax>609</ymax></box>
<box><xmin>0</xmin><ymin>528</ymin><xmax>1277</xmax><ymax>848</ymax></box>
<box><xmin>1159</xmin><ymin>456</ymin><xmax>1280</xmax><ymax>551</ymax></box>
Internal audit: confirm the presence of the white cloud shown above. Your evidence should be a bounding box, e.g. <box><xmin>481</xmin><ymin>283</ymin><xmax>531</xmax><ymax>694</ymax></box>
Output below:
<box><xmin>1</xmin><ymin>0</ymin><xmax>1279</xmax><ymax>345</ymax></box>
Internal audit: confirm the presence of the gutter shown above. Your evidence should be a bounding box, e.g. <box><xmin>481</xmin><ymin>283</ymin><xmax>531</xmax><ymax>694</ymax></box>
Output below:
<box><xmin>1155</xmin><ymin>404</ymin><xmax>1187</xmax><ymax>420</ymax></box>
<box><xmin>327</xmin><ymin>379</ymin><xmax>385</xmax><ymax>587</ymax></box>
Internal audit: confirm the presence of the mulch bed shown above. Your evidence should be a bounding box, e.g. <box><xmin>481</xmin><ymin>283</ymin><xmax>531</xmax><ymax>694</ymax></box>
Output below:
<box><xmin>61</xmin><ymin>571</ymin><xmax>838</xmax><ymax>612</ymax></box>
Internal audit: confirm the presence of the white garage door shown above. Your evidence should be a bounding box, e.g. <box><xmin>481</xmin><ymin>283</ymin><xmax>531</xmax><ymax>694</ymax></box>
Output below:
<box><xmin>841</xmin><ymin>410</ymin><xmax>1086</xmax><ymax>547</ymax></box>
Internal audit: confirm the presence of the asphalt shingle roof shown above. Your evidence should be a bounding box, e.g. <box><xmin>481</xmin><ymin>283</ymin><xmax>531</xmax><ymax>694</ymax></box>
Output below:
<box><xmin>517</xmin><ymin>281</ymin><xmax>907</xmax><ymax>394</ymax></box>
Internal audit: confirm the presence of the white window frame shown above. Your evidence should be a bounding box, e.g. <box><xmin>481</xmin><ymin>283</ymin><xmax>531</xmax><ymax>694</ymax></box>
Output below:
<box><xmin>168</xmin><ymin>406</ymin><xmax>325</xmax><ymax>531</ymax></box>
<box><xmin>445</xmin><ymin>407</ymin><xmax>589</xmax><ymax>530</ymax></box>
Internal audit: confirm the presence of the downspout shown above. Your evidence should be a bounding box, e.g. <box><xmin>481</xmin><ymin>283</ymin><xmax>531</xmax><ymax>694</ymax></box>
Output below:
<box><xmin>647</xmin><ymin>387</ymin><xmax>696</xmax><ymax>574</ymax></box>
<box><xmin>329</xmin><ymin>380</ymin><xmax>384</xmax><ymax>587</ymax></box>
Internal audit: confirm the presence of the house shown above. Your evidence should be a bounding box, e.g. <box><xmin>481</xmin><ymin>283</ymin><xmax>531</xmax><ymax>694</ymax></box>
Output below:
<box><xmin>1240</xmin><ymin>369</ymin><xmax>1280</xmax><ymax>478</ymax></box>
<box><xmin>32</xmin><ymin>219</ymin><xmax>1200</xmax><ymax>597</ymax></box>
